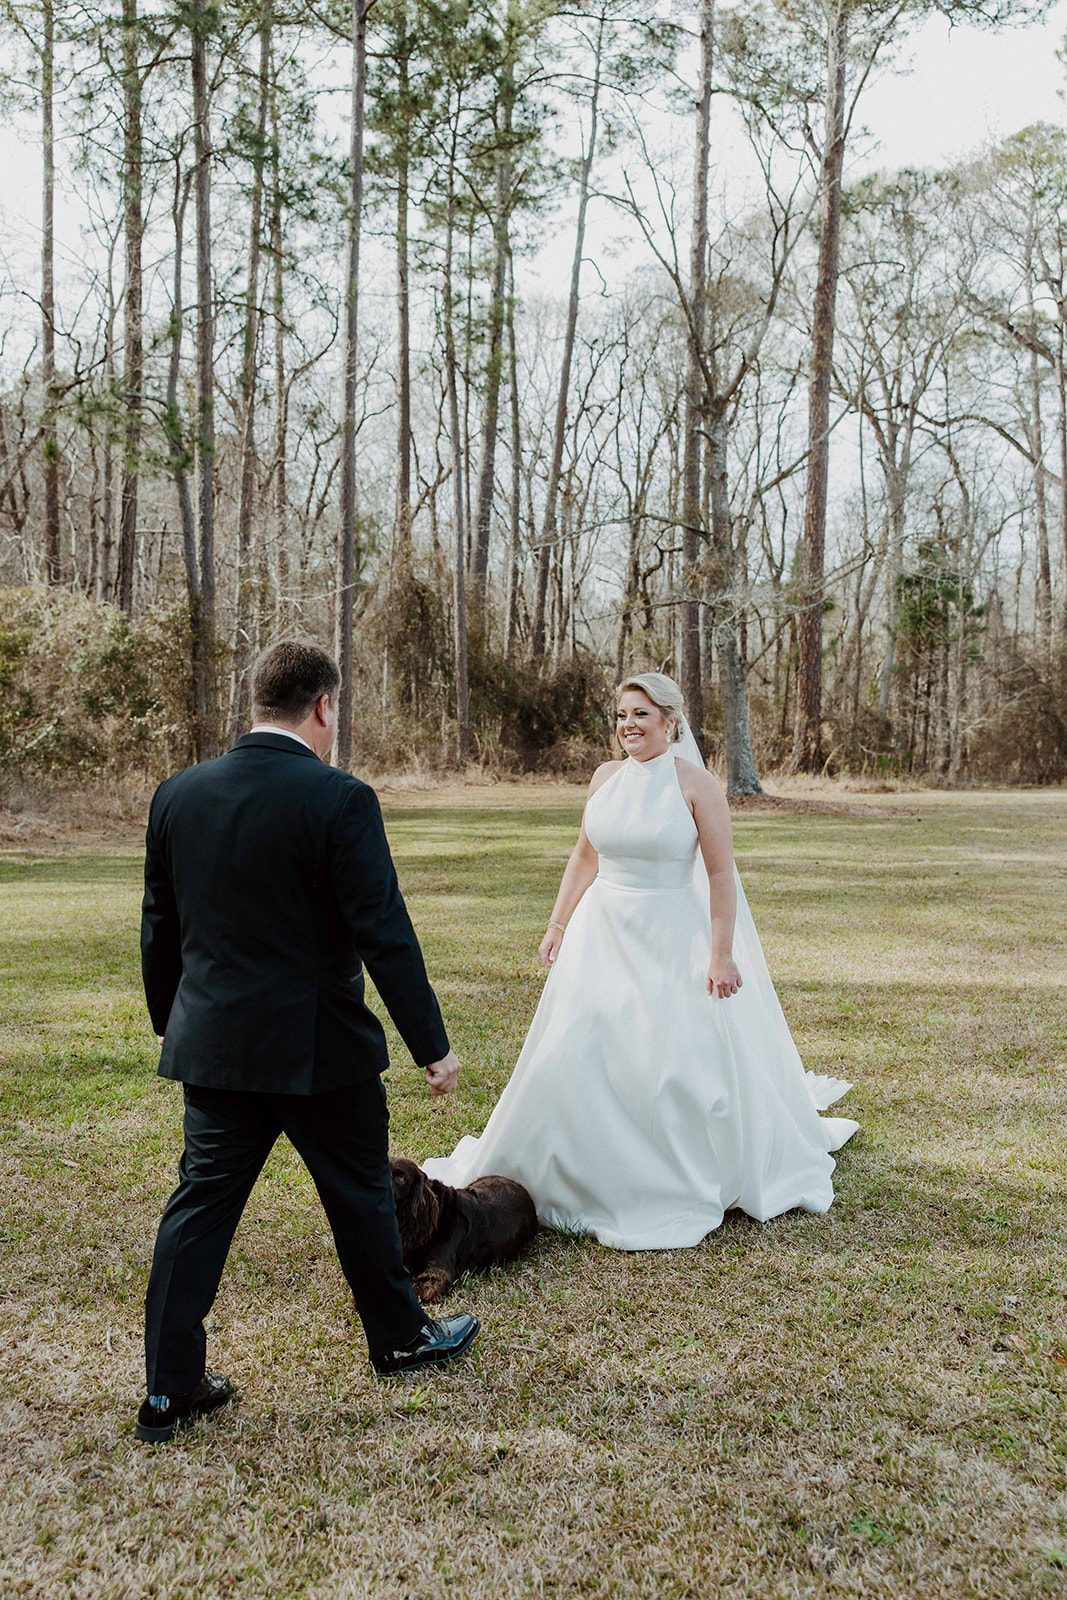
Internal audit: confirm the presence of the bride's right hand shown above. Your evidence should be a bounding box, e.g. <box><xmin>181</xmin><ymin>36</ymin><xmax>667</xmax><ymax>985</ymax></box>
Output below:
<box><xmin>539</xmin><ymin>925</ymin><xmax>564</xmax><ymax>966</ymax></box>
<box><xmin>707</xmin><ymin>954</ymin><xmax>742</xmax><ymax>999</ymax></box>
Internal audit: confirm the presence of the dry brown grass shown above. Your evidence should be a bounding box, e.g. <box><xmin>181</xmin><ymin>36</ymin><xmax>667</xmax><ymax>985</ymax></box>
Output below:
<box><xmin>1</xmin><ymin>788</ymin><xmax>1065</xmax><ymax>1598</ymax></box>
<box><xmin>0</xmin><ymin>777</ymin><xmax>154</xmax><ymax>850</ymax></box>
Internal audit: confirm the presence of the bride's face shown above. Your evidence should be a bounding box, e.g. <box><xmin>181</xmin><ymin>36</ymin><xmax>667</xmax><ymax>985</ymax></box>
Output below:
<box><xmin>616</xmin><ymin>691</ymin><xmax>673</xmax><ymax>759</ymax></box>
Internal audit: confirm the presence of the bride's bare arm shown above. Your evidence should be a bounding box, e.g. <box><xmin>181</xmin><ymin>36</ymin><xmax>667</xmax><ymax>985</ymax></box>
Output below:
<box><xmin>537</xmin><ymin>761</ymin><xmax>619</xmax><ymax>966</ymax></box>
<box><xmin>677</xmin><ymin>759</ymin><xmax>742</xmax><ymax>1000</ymax></box>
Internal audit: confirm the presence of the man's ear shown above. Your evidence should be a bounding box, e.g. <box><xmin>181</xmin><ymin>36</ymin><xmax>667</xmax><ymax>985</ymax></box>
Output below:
<box><xmin>315</xmin><ymin>692</ymin><xmax>331</xmax><ymax>725</ymax></box>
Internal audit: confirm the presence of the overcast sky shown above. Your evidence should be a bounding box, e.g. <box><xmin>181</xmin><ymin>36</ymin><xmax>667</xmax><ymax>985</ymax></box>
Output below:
<box><xmin>2</xmin><ymin>4</ymin><xmax>1066</xmax><ymax>335</ymax></box>
<box><xmin>556</xmin><ymin>2</ymin><xmax>1067</xmax><ymax>287</ymax></box>
<box><xmin>859</xmin><ymin>1</ymin><xmax>1067</xmax><ymax>167</ymax></box>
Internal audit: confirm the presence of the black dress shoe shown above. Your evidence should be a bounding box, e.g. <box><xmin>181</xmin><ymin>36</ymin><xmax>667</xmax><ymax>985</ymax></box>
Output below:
<box><xmin>135</xmin><ymin>1371</ymin><xmax>234</xmax><ymax>1442</ymax></box>
<box><xmin>372</xmin><ymin>1313</ymin><xmax>480</xmax><ymax>1376</ymax></box>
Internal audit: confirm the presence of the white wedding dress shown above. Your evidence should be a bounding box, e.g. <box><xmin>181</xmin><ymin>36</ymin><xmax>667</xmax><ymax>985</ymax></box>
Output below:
<box><xmin>424</xmin><ymin>745</ymin><xmax>858</xmax><ymax>1249</ymax></box>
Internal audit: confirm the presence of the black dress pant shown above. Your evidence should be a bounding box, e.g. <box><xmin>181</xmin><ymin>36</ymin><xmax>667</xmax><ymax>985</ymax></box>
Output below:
<box><xmin>144</xmin><ymin>1076</ymin><xmax>426</xmax><ymax>1394</ymax></box>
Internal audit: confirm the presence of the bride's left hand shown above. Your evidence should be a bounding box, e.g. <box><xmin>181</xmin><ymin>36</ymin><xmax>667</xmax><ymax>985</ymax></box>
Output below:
<box><xmin>707</xmin><ymin>956</ymin><xmax>742</xmax><ymax>999</ymax></box>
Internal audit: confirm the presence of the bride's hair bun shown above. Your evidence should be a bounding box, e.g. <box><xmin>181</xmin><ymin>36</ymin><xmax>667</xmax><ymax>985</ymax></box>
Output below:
<box><xmin>616</xmin><ymin>672</ymin><xmax>686</xmax><ymax>741</ymax></box>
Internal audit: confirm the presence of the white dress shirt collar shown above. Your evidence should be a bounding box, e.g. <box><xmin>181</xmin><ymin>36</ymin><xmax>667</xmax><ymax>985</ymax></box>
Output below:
<box><xmin>249</xmin><ymin>724</ymin><xmax>313</xmax><ymax>752</ymax></box>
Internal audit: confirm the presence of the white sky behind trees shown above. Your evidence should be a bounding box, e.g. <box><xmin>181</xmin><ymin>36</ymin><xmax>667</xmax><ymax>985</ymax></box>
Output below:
<box><xmin>3</xmin><ymin>3</ymin><xmax>1067</xmax><ymax>323</ymax></box>
<box><xmin>861</xmin><ymin>1</ymin><xmax>1067</xmax><ymax>166</ymax></box>
<box><xmin>528</xmin><ymin>2</ymin><xmax>1067</xmax><ymax>290</ymax></box>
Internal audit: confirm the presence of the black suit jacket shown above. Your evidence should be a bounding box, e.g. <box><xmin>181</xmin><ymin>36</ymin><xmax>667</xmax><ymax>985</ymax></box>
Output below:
<box><xmin>141</xmin><ymin>732</ymin><xmax>449</xmax><ymax>1094</ymax></box>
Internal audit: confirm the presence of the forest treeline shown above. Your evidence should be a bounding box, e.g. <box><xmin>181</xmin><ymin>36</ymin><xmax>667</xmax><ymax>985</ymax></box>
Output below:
<box><xmin>1</xmin><ymin>0</ymin><xmax>1066</xmax><ymax>789</ymax></box>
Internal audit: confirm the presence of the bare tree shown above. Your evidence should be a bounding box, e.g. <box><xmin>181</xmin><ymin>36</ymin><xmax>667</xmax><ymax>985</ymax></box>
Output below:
<box><xmin>163</xmin><ymin>148</ymin><xmax>208</xmax><ymax>756</ymax></box>
<box><xmin>41</xmin><ymin>0</ymin><xmax>60</xmax><ymax>585</ymax></box>
<box><xmin>469</xmin><ymin>116</ymin><xmax>511</xmax><ymax>607</ymax></box>
<box><xmin>191</xmin><ymin>0</ymin><xmax>218</xmax><ymax>755</ymax></box>
<box><xmin>504</xmin><ymin>244</ymin><xmax>523</xmax><ymax>654</ymax></box>
<box><xmin>831</xmin><ymin>171</ymin><xmax>963</xmax><ymax>719</ymax></box>
<box><xmin>442</xmin><ymin>76</ymin><xmax>470</xmax><ymax>758</ymax></box>
<box><xmin>336</xmin><ymin>0</ymin><xmax>373</xmax><ymax>772</ymax></box>
<box><xmin>230</xmin><ymin>0</ymin><xmax>273</xmax><ymax>740</ymax></box>
<box><xmin>114</xmin><ymin>0</ymin><xmax>142</xmax><ymax>613</ymax></box>
<box><xmin>529</xmin><ymin>2</ymin><xmax>607</xmax><ymax>661</ymax></box>
<box><xmin>680</xmin><ymin>0</ymin><xmax>713</xmax><ymax>750</ymax></box>
<box><xmin>789</xmin><ymin>0</ymin><xmax>850</xmax><ymax>770</ymax></box>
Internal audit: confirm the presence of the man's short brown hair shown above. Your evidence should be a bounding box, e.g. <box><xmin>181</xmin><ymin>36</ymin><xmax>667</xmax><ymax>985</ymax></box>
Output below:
<box><xmin>251</xmin><ymin>640</ymin><xmax>340</xmax><ymax>724</ymax></box>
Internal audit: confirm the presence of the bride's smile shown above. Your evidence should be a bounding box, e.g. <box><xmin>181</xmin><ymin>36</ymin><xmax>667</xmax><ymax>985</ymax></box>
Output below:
<box><xmin>616</xmin><ymin>691</ymin><xmax>675</xmax><ymax>759</ymax></box>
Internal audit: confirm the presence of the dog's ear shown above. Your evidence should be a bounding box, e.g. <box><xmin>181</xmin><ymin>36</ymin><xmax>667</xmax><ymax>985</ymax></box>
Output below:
<box><xmin>406</xmin><ymin>1169</ymin><xmax>441</xmax><ymax>1250</ymax></box>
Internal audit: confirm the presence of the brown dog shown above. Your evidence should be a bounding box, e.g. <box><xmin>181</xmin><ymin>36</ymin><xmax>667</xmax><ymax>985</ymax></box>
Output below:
<box><xmin>390</xmin><ymin>1158</ymin><xmax>539</xmax><ymax>1303</ymax></box>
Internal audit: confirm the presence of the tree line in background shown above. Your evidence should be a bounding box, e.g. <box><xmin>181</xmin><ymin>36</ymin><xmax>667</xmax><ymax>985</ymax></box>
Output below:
<box><xmin>1</xmin><ymin>0</ymin><xmax>1065</xmax><ymax>791</ymax></box>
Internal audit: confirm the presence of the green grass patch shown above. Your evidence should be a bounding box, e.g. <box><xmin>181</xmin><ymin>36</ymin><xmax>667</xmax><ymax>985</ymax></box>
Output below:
<box><xmin>1</xmin><ymin>786</ymin><xmax>1065</xmax><ymax>1597</ymax></box>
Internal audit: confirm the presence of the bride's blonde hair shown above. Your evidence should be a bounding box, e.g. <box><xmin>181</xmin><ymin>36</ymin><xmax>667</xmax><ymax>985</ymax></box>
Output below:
<box><xmin>616</xmin><ymin>672</ymin><xmax>685</xmax><ymax>743</ymax></box>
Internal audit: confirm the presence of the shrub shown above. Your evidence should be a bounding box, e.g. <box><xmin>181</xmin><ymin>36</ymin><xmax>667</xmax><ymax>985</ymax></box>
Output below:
<box><xmin>968</xmin><ymin>649</ymin><xmax>1067</xmax><ymax>784</ymax></box>
<box><xmin>469</xmin><ymin>648</ymin><xmax>611</xmax><ymax>771</ymax></box>
<box><xmin>0</xmin><ymin>587</ymin><xmax>196</xmax><ymax>786</ymax></box>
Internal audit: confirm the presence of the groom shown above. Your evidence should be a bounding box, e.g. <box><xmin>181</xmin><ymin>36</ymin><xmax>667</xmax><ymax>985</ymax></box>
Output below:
<box><xmin>136</xmin><ymin>639</ymin><xmax>478</xmax><ymax>1442</ymax></box>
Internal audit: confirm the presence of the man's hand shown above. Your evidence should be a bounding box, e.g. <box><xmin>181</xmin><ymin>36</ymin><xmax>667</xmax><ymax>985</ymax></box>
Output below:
<box><xmin>424</xmin><ymin>1049</ymin><xmax>460</xmax><ymax>1096</ymax></box>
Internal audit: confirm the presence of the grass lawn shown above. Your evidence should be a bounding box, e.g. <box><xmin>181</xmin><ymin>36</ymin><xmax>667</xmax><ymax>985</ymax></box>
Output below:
<box><xmin>1</xmin><ymin>784</ymin><xmax>1065</xmax><ymax>1598</ymax></box>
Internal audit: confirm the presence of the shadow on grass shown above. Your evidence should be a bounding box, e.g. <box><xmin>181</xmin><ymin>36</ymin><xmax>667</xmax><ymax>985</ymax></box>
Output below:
<box><xmin>0</xmin><ymin>853</ymin><xmax>142</xmax><ymax>886</ymax></box>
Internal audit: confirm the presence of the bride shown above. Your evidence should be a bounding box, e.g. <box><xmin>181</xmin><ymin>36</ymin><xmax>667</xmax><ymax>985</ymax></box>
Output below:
<box><xmin>424</xmin><ymin>672</ymin><xmax>858</xmax><ymax>1249</ymax></box>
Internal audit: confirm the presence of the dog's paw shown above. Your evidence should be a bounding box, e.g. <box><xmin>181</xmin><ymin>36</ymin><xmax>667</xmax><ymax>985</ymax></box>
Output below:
<box><xmin>414</xmin><ymin>1270</ymin><xmax>452</xmax><ymax>1303</ymax></box>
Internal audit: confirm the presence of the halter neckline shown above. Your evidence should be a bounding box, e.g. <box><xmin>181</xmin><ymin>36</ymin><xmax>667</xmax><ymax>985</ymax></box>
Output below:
<box><xmin>626</xmin><ymin>747</ymin><xmax>676</xmax><ymax>774</ymax></box>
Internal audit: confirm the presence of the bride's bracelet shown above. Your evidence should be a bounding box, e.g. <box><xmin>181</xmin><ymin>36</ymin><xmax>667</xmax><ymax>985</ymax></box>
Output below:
<box><xmin>547</xmin><ymin>921</ymin><xmax>566</xmax><ymax>933</ymax></box>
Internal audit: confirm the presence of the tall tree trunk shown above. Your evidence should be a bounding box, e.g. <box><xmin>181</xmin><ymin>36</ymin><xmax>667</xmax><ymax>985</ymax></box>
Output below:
<box><xmin>97</xmin><ymin>266</ymin><xmax>118</xmax><ymax>602</ymax></box>
<box><xmin>831</xmin><ymin>437</ymin><xmax>882</xmax><ymax>709</ymax></box>
<box><xmin>165</xmin><ymin>160</ymin><xmax>204</xmax><ymax>758</ymax></box>
<box><xmin>717</xmin><ymin>620</ymin><xmax>761</xmax><ymax>793</ymax></box>
<box><xmin>936</xmin><ymin>617</ymin><xmax>951</xmax><ymax>776</ymax></box>
<box><xmin>529</xmin><ymin>10</ymin><xmax>605</xmax><ymax>661</ymax></box>
<box><xmin>470</xmin><ymin>105</ymin><xmax>513</xmax><ymax>604</ymax></box>
<box><xmin>504</xmin><ymin>246</ymin><xmax>521</xmax><ymax>657</ymax></box>
<box><xmin>394</xmin><ymin>3</ymin><xmax>413</xmax><ymax>569</ymax></box>
<box><xmin>835</xmin><ymin>538</ymin><xmax>884</xmax><ymax>712</ymax></box>
<box><xmin>877</xmin><ymin>460</ymin><xmax>906</xmax><ymax>718</ymax></box>
<box><xmin>336</xmin><ymin>0</ymin><xmax>370</xmax><ymax>772</ymax></box>
<box><xmin>231</xmin><ymin>2</ymin><xmax>272</xmax><ymax>741</ymax></box>
<box><xmin>707</xmin><ymin>407</ymin><xmax>762</xmax><ymax>793</ymax></box>
<box><xmin>462</xmin><ymin>212</ymin><xmax>475</xmax><ymax>565</ymax></box>
<box><xmin>681</xmin><ymin>0</ymin><xmax>713</xmax><ymax>746</ymax></box>
<box><xmin>192</xmin><ymin>0</ymin><xmax>218</xmax><ymax>755</ymax></box>
<box><xmin>98</xmin><ymin>428</ymin><xmax>115</xmax><ymax>602</ymax></box>
<box><xmin>1056</xmin><ymin>326</ymin><xmax>1067</xmax><ymax>643</ymax></box>
<box><xmin>947</xmin><ymin>524</ymin><xmax>972</xmax><ymax>783</ymax></box>
<box><xmin>1028</xmin><ymin>347</ymin><xmax>1053</xmax><ymax>655</ymax></box>
<box><xmin>116</xmin><ymin>0</ymin><xmax>143</xmax><ymax>614</ymax></box>
<box><xmin>616</xmin><ymin>509</ymin><xmax>641</xmax><ymax>682</ymax></box>
<box><xmin>270</xmin><ymin>62</ymin><xmax>288</xmax><ymax>622</ymax></box>
<box><xmin>41</xmin><ymin>0</ymin><xmax>60</xmax><ymax>587</ymax></box>
<box><xmin>87</xmin><ymin>428</ymin><xmax>102</xmax><ymax>595</ymax></box>
<box><xmin>792</xmin><ymin>0</ymin><xmax>847</xmax><ymax>771</ymax></box>
<box><xmin>443</xmin><ymin>104</ymin><xmax>470</xmax><ymax>758</ymax></box>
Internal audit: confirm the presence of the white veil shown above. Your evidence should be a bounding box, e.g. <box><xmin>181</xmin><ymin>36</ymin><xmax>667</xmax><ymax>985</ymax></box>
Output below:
<box><xmin>671</xmin><ymin>713</ymin><xmax>709</xmax><ymax>782</ymax></box>
<box><xmin>671</xmin><ymin>714</ymin><xmax>851</xmax><ymax>1110</ymax></box>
